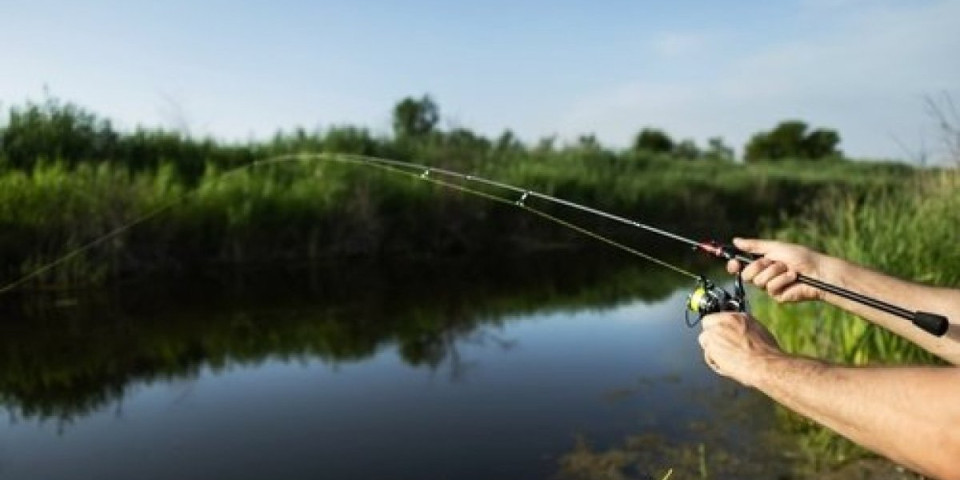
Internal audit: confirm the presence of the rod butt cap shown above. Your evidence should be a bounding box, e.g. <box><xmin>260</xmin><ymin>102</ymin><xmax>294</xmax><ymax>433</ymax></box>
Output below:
<box><xmin>913</xmin><ymin>311</ymin><xmax>949</xmax><ymax>337</ymax></box>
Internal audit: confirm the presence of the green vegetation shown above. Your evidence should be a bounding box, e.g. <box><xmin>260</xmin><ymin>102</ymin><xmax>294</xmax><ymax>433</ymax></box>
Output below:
<box><xmin>745</xmin><ymin>120</ymin><xmax>842</xmax><ymax>162</ymax></box>
<box><xmin>0</xmin><ymin>96</ymin><xmax>919</xmax><ymax>289</ymax></box>
<box><xmin>749</xmin><ymin>171</ymin><xmax>960</xmax><ymax>467</ymax></box>
<box><xmin>634</xmin><ymin>127</ymin><xmax>675</xmax><ymax>154</ymax></box>
<box><xmin>758</xmin><ymin>172</ymin><xmax>960</xmax><ymax>366</ymax></box>
<box><xmin>2</xmin><ymin>94</ymin><xmax>953</xmax><ymax>477</ymax></box>
<box><xmin>560</xmin><ymin>174</ymin><xmax>960</xmax><ymax>478</ymax></box>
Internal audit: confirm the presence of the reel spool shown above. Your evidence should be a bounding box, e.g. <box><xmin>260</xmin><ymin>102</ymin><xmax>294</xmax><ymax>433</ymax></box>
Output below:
<box><xmin>685</xmin><ymin>275</ymin><xmax>747</xmax><ymax>327</ymax></box>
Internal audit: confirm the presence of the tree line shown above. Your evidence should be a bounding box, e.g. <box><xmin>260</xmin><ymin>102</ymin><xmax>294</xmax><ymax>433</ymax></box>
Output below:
<box><xmin>0</xmin><ymin>95</ymin><xmax>909</xmax><ymax>288</ymax></box>
<box><xmin>0</xmin><ymin>94</ymin><xmax>844</xmax><ymax>180</ymax></box>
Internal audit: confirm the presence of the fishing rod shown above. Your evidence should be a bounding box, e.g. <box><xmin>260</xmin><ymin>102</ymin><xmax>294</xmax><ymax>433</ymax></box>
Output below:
<box><xmin>0</xmin><ymin>153</ymin><xmax>949</xmax><ymax>337</ymax></box>
<box><xmin>326</xmin><ymin>154</ymin><xmax>949</xmax><ymax>336</ymax></box>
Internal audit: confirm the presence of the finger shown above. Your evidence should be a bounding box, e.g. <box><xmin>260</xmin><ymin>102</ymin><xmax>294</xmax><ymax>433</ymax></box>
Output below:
<box><xmin>699</xmin><ymin>312</ymin><xmax>729</xmax><ymax>330</ymax></box>
<box><xmin>726</xmin><ymin>259</ymin><xmax>742</xmax><ymax>274</ymax></box>
<box><xmin>774</xmin><ymin>284</ymin><xmax>806</xmax><ymax>303</ymax></box>
<box><xmin>740</xmin><ymin>257</ymin><xmax>773</xmax><ymax>282</ymax></box>
<box><xmin>703</xmin><ymin>351</ymin><xmax>719</xmax><ymax>372</ymax></box>
<box><xmin>702</xmin><ymin>313</ymin><xmax>743</xmax><ymax>334</ymax></box>
<box><xmin>766</xmin><ymin>271</ymin><xmax>798</xmax><ymax>297</ymax></box>
<box><xmin>733</xmin><ymin>237</ymin><xmax>779</xmax><ymax>256</ymax></box>
<box><xmin>753</xmin><ymin>262</ymin><xmax>789</xmax><ymax>289</ymax></box>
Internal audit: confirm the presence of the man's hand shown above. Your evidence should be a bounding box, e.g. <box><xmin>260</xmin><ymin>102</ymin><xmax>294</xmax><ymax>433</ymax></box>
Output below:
<box><xmin>698</xmin><ymin>312</ymin><xmax>783</xmax><ymax>387</ymax></box>
<box><xmin>727</xmin><ymin>237</ymin><xmax>829</xmax><ymax>304</ymax></box>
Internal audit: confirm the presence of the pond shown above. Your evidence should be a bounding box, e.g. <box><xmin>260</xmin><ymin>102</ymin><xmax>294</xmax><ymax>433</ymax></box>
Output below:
<box><xmin>0</xmin><ymin>252</ymin><xmax>837</xmax><ymax>479</ymax></box>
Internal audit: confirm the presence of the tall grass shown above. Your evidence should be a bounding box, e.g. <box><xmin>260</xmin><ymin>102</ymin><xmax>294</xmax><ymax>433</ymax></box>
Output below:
<box><xmin>0</xmin><ymin>156</ymin><xmax>918</xmax><ymax>289</ymax></box>
<box><xmin>752</xmin><ymin>171</ymin><xmax>960</xmax><ymax>465</ymax></box>
<box><xmin>759</xmin><ymin>172</ymin><xmax>959</xmax><ymax>363</ymax></box>
<box><xmin>0</xmin><ymin>97</ymin><xmax>925</xmax><ymax>288</ymax></box>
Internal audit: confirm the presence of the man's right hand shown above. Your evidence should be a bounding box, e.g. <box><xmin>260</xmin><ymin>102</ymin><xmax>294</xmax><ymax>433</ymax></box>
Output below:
<box><xmin>727</xmin><ymin>237</ymin><xmax>829</xmax><ymax>304</ymax></box>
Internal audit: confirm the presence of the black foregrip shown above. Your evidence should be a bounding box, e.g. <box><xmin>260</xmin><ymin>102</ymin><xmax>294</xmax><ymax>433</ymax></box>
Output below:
<box><xmin>699</xmin><ymin>242</ymin><xmax>761</xmax><ymax>264</ymax></box>
<box><xmin>728</xmin><ymin>246</ymin><xmax>759</xmax><ymax>264</ymax></box>
<box><xmin>913</xmin><ymin>311</ymin><xmax>950</xmax><ymax>337</ymax></box>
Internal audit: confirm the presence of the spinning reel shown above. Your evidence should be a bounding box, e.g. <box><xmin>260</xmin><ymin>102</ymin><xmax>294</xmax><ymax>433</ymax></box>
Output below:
<box><xmin>684</xmin><ymin>274</ymin><xmax>747</xmax><ymax>328</ymax></box>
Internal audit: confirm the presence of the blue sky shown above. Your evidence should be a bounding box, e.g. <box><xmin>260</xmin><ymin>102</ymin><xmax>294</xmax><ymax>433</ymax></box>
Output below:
<box><xmin>2</xmin><ymin>0</ymin><xmax>959</xmax><ymax>162</ymax></box>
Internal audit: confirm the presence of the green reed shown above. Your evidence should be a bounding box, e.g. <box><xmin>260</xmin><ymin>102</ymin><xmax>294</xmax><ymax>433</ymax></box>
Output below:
<box><xmin>0</xmin><ymin>155</ymin><xmax>918</xmax><ymax>289</ymax></box>
<box><xmin>753</xmin><ymin>171</ymin><xmax>960</xmax><ymax>466</ymax></box>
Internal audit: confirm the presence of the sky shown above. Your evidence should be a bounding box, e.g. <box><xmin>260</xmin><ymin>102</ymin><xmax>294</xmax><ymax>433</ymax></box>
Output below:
<box><xmin>2</xmin><ymin>0</ymin><xmax>959</xmax><ymax>162</ymax></box>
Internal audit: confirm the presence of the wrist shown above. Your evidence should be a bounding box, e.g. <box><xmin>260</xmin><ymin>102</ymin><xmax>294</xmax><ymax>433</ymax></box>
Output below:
<box><xmin>811</xmin><ymin>254</ymin><xmax>847</xmax><ymax>299</ymax></box>
<box><xmin>752</xmin><ymin>353</ymin><xmax>827</xmax><ymax>393</ymax></box>
<box><xmin>743</xmin><ymin>350</ymin><xmax>790</xmax><ymax>389</ymax></box>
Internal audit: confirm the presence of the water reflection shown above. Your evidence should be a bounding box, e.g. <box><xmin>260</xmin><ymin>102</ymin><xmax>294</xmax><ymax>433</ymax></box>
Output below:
<box><xmin>0</xmin><ymin>251</ymin><xmax>697</xmax><ymax>423</ymax></box>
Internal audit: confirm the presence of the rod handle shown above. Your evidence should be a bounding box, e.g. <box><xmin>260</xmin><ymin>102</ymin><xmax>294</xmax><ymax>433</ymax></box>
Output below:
<box><xmin>697</xmin><ymin>242</ymin><xmax>760</xmax><ymax>264</ymax></box>
<box><xmin>733</xmin><ymin>251</ymin><xmax>760</xmax><ymax>264</ymax></box>
<box><xmin>700</xmin><ymin>241</ymin><xmax>950</xmax><ymax>336</ymax></box>
<box><xmin>913</xmin><ymin>311</ymin><xmax>950</xmax><ymax>337</ymax></box>
<box><xmin>798</xmin><ymin>274</ymin><xmax>951</xmax><ymax>337</ymax></box>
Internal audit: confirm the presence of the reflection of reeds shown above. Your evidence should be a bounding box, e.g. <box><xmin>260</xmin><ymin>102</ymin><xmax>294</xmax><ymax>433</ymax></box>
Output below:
<box><xmin>754</xmin><ymin>171</ymin><xmax>960</xmax><ymax>467</ymax></box>
<box><xmin>0</xmin><ymin>251</ymin><xmax>689</xmax><ymax>423</ymax></box>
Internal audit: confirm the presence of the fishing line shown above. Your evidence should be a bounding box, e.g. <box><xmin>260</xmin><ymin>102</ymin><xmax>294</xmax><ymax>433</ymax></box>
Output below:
<box><xmin>0</xmin><ymin>152</ymin><xmax>948</xmax><ymax>337</ymax></box>
<box><xmin>0</xmin><ymin>152</ymin><xmax>698</xmax><ymax>295</ymax></box>
<box><xmin>0</xmin><ymin>156</ymin><xmax>310</xmax><ymax>295</ymax></box>
<box><xmin>356</xmin><ymin>158</ymin><xmax>700</xmax><ymax>280</ymax></box>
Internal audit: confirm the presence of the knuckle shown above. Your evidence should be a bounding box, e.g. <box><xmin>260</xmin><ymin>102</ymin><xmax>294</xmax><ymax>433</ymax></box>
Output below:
<box><xmin>726</xmin><ymin>260</ymin><xmax>741</xmax><ymax>274</ymax></box>
<box><xmin>734</xmin><ymin>316</ymin><xmax>749</xmax><ymax>334</ymax></box>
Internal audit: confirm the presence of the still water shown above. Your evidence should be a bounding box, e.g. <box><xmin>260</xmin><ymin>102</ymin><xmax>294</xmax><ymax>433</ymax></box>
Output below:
<box><xmin>0</xmin><ymin>253</ymin><xmax>795</xmax><ymax>479</ymax></box>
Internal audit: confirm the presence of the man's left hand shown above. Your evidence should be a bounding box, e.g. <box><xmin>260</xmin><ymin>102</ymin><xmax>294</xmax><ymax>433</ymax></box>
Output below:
<box><xmin>698</xmin><ymin>312</ymin><xmax>783</xmax><ymax>387</ymax></box>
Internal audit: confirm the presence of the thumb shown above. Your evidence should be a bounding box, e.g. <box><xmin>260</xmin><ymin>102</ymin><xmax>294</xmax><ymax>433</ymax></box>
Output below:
<box><xmin>733</xmin><ymin>237</ymin><xmax>778</xmax><ymax>255</ymax></box>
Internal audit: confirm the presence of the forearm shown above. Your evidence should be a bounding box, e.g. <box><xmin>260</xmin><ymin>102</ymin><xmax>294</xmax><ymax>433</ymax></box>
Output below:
<box><xmin>755</xmin><ymin>355</ymin><xmax>960</xmax><ymax>479</ymax></box>
<box><xmin>818</xmin><ymin>255</ymin><xmax>960</xmax><ymax>363</ymax></box>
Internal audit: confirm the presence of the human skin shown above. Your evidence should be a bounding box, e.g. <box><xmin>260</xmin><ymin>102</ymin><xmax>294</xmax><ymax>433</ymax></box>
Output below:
<box><xmin>698</xmin><ymin>238</ymin><xmax>960</xmax><ymax>479</ymax></box>
<box><xmin>725</xmin><ymin>237</ymin><xmax>960</xmax><ymax>363</ymax></box>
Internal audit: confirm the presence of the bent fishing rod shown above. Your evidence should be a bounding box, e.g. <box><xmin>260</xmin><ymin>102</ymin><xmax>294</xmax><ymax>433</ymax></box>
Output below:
<box><xmin>0</xmin><ymin>152</ymin><xmax>949</xmax><ymax>336</ymax></box>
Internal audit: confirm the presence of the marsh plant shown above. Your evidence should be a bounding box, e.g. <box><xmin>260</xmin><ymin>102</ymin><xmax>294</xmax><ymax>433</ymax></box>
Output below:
<box><xmin>752</xmin><ymin>172</ymin><xmax>959</xmax><ymax>468</ymax></box>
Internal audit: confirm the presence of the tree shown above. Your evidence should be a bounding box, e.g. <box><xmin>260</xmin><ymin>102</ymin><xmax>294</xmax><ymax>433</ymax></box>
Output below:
<box><xmin>534</xmin><ymin>135</ymin><xmax>557</xmax><ymax>154</ymax></box>
<box><xmin>494</xmin><ymin>130</ymin><xmax>525</xmax><ymax>154</ymax></box>
<box><xmin>0</xmin><ymin>97</ymin><xmax>118</xmax><ymax>169</ymax></box>
<box><xmin>322</xmin><ymin>126</ymin><xmax>377</xmax><ymax>155</ymax></box>
<box><xmin>443</xmin><ymin>128</ymin><xmax>490</xmax><ymax>152</ymax></box>
<box><xmin>705</xmin><ymin>137</ymin><xmax>735</xmax><ymax>161</ymax></box>
<box><xmin>744</xmin><ymin>120</ymin><xmax>841</xmax><ymax>162</ymax></box>
<box><xmin>674</xmin><ymin>139</ymin><xmax>700</xmax><ymax>160</ymax></box>
<box><xmin>804</xmin><ymin>129</ymin><xmax>841</xmax><ymax>159</ymax></box>
<box><xmin>633</xmin><ymin>128</ymin><xmax>674</xmax><ymax>154</ymax></box>
<box><xmin>392</xmin><ymin>95</ymin><xmax>439</xmax><ymax>139</ymax></box>
<box><xmin>576</xmin><ymin>134</ymin><xmax>602</xmax><ymax>153</ymax></box>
